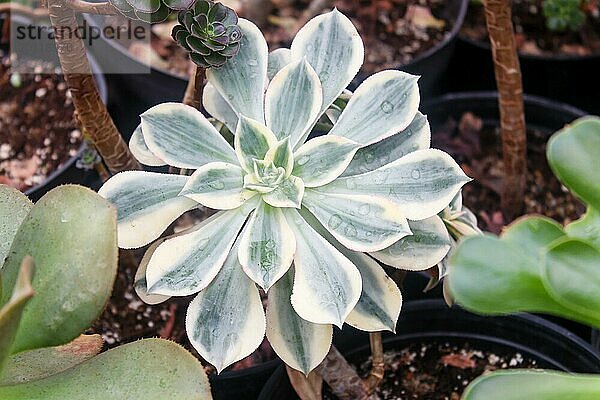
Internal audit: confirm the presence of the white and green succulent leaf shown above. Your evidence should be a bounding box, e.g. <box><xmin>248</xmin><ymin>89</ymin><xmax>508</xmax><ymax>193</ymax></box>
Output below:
<box><xmin>101</xmin><ymin>9</ymin><xmax>469</xmax><ymax>374</ymax></box>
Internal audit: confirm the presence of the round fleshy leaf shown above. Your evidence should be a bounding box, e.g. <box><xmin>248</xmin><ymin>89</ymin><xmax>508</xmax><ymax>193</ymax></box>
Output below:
<box><xmin>0</xmin><ymin>186</ymin><xmax>32</xmax><ymax>268</ymax></box>
<box><xmin>129</xmin><ymin>125</ymin><xmax>165</xmax><ymax>167</ymax></box>
<box><xmin>202</xmin><ymin>82</ymin><xmax>238</xmax><ymax>133</ymax></box>
<box><xmin>566</xmin><ymin>208</ymin><xmax>600</xmax><ymax>248</ymax></box>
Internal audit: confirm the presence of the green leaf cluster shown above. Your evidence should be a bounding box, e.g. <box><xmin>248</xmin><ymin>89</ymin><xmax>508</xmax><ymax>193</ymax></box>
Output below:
<box><xmin>543</xmin><ymin>0</ymin><xmax>586</xmax><ymax>32</ymax></box>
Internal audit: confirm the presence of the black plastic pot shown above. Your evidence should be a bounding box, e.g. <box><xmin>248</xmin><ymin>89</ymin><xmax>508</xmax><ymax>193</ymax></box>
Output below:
<box><xmin>258</xmin><ymin>299</ymin><xmax>600</xmax><ymax>400</ymax></box>
<box><xmin>447</xmin><ymin>26</ymin><xmax>600</xmax><ymax>114</ymax></box>
<box><xmin>208</xmin><ymin>358</ymin><xmax>280</xmax><ymax>400</ymax></box>
<box><xmin>1</xmin><ymin>12</ymin><xmax>106</xmax><ymax>201</ymax></box>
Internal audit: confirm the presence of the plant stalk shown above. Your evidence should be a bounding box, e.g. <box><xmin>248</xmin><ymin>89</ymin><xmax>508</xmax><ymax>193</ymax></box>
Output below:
<box><xmin>483</xmin><ymin>0</ymin><xmax>527</xmax><ymax>218</ymax></box>
<box><xmin>364</xmin><ymin>332</ymin><xmax>384</xmax><ymax>392</ymax></box>
<box><xmin>183</xmin><ymin>65</ymin><xmax>205</xmax><ymax>110</ymax></box>
<box><xmin>48</xmin><ymin>0</ymin><xmax>140</xmax><ymax>173</ymax></box>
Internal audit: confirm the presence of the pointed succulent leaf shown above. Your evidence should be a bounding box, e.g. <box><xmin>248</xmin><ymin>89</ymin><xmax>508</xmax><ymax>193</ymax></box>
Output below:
<box><xmin>319</xmin><ymin>149</ymin><xmax>471</xmax><ymax>220</ymax></box>
<box><xmin>239</xmin><ymin>201</ymin><xmax>295</xmax><ymax>290</ymax></box>
<box><xmin>134</xmin><ymin>234</ymin><xmax>179</xmax><ymax>305</ymax></box>
<box><xmin>128</xmin><ymin>125</ymin><xmax>165</xmax><ymax>167</ymax></box>
<box><xmin>266</xmin><ymin>270</ymin><xmax>333</xmax><ymax>375</ymax></box>
<box><xmin>180</xmin><ymin>162</ymin><xmax>256</xmax><ymax>210</ymax></box>
<box><xmin>566</xmin><ymin>208</ymin><xmax>600</xmax><ymax>248</ymax></box>
<box><xmin>265</xmin><ymin>58</ymin><xmax>323</xmax><ymax>146</ymax></box>
<box><xmin>0</xmin><ymin>257</ymin><xmax>35</xmax><ymax>371</ymax></box>
<box><xmin>303</xmin><ymin>190</ymin><xmax>411</xmax><ymax>252</ymax></box>
<box><xmin>291</xmin><ymin>9</ymin><xmax>364</xmax><ymax>113</ymax></box>
<box><xmin>141</xmin><ymin>102</ymin><xmax>238</xmax><ymax>169</ymax></box>
<box><xmin>342</xmin><ymin>112</ymin><xmax>431</xmax><ymax>177</ymax></box>
<box><xmin>265</xmin><ymin>137</ymin><xmax>294</xmax><ymax>175</ymax></box>
<box><xmin>284</xmin><ymin>208</ymin><xmax>362</xmax><ymax>327</ymax></box>
<box><xmin>547</xmin><ymin>116</ymin><xmax>600</xmax><ymax>210</ymax></box>
<box><xmin>202</xmin><ymin>82</ymin><xmax>238</xmax><ymax>133</ymax></box>
<box><xmin>263</xmin><ymin>175</ymin><xmax>305</xmax><ymax>209</ymax></box>
<box><xmin>292</xmin><ymin>135</ymin><xmax>361</xmax><ymax>188</ymax></box>
<box><xmin>371</xmin><ymin>215</ymin><xmax>452</xmax><ymax>271</ymax></box>
<box><xmin>235</xmin><ymin>116</ymin><xmax>278</xmax><ymax>173</ymax></box>
<box><xmin>186</xmin><ymin>239</ymin><xmax>265</xmax><ymax>373</ymax></box>
<box><xmin>267</xmin><ymin>48</ymin><xmax>292</xmax><ymax>80</ymax></box>
<box><xmin>0</xmin><ymin>186</ymin><xmax>32</xmax><ymax>268</ymax></box>
<box><xmin>0</xmin><ymin>339</ymin><xmax>212</xmax><ymax>400</ymax></box>
<box><xmin>328</xmin><ymin>70</ymin><xmax>420</xmax><ymax>145</ymax></box>
<box><xmin>0</xmin><ymin>335</ymin><xmax>103</xmax><ymax>386</ymax></box>
<box><xmin>0</xmin><ymin>186</ymin><xmax>117</xmax><ymax>354</ymax></box>
<box><xmin>146</xmin><ymin>207</ymin><xmax>251</xmax><ymax>297</ymax></box>
<box><xmin>462</xmin><ymin>370</ymin><xmax>600</xmax><ymax>400</ymax></box>
<box><xmin>207</xmin><ymin>19</ymin><xmax>268</xmax><ymax>123</ymax></box>
<box><xmin>98</xmin><ymin>171</ymin><xmax>197</xmax><ymax>249</ymax></box>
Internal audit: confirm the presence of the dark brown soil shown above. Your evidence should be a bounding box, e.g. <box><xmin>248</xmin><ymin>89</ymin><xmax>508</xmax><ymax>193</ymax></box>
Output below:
<box><xmin>433</xmin><ymin>112</ymin><xmax>585</xmax><ymax>234</ymax></box>
<box><xmin>461</xmin><ymin>0</ymin><xmax>600</xmax><ymax>56</ymax></box>
<box><xmin>142</xmin><ymin>0</ymin><xmax>452</xmax><ymax>77</ymax></box>
<box><xmin>324</xmin><ymin>341</ymin><xmax>538</xmax><ymax>400</ymax></box>
<box><xmin>0</xmin><ymin>53</ymin><xmax>82</xmax><ymax>192</ymax></box>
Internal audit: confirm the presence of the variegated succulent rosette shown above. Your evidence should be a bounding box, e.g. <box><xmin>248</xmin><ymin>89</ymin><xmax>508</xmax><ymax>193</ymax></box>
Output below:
<box><xmin>99</xmin><ymin>9</ymin><xmax>471</xmax><ymax>374</ymax></box>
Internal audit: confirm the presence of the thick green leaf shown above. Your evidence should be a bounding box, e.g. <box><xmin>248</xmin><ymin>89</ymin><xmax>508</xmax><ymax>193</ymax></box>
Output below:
<box><xmin>0</xmin><ymin>257</ymin><xmax>34</xmax><ymax>372</ymax></box>
<box><xmin>0</xmin><ymin>339</ymin><xmax>212</xmax><ymax>400</ymax></box>
<box><xmin>318</xmin><ymin>149</ymin><xmax>471</xmax><ymax>220</ymax></box>
<box><xmin>547</xmin><ymin>116</ymin><xmax>600</xmax><ymax>209</ymax></box>
<box><xmin>239</xmin><ymin>201</ymin><xmax>295</xmax><ymax>290</ymax></box>
<box><xmin>186</xmin><ymin>239</ymin><xmax>265</xmax><ymax>373</ymax></box>
<box><xmin>140</xmin><ymin>102</ymin><xmax>238</xmax><ymax>169</ymax></box>
<box><xmin>202</xmin><ymin>82</ymin><xmax>238</xmax><ymax>133</ymax></box>
<box><xmin>566</xmin><ymin>208</ymin><xmax>600</xmax><ymax>248</ymax></box>
<box><xmin>284</xmin><ymin>209</ymin><xmax>362</xmax><ymax>327</ymax></box>
<box><xmin>302</xmin><ymin>190</ymin><xmax>411</xmax><ymax>252</ymax></box>
<box><xmin>292</xmin><ymin>135</ymin><xmax>360</xmax><ymax>188</ymax></box>
<box><xmin>180</xmin><ymin>162</ymin><xmax>256</xmax><ymax>210</ymax></box>
<box><xmin>128</xmin><ymin>125</ymin><xmax>165</xmax><ymax>167</ymax></box>
<box><xmin>266</xmin><ymin>270</ymin><xmax>332</xmax><ymax>375</ymax></box>
<box><xmin>0</xmin><ymin>335</ymin><xmax>102</xmax><ymax>386</ymax></box>
<box><xmin>265</xmin><ymin>58</ymin><xmax>323</xmax><ymax>146</ymax></box>
<box><xmin>463</xmin><ymin>370</ymin><xmax>600</xmax><ymax>400</ymax></box>
<box><xmin>207</xmin><ymin>19</ymin><xmax>268</xmax><ymax>123</ymax></box>
<box><xmin>235</xmin><ymin>116</ymin><xmax>278</xmax><ymax>173</ymax></box>
<box><xmin>267</xmin><ymin>48</ymin><xmax>291</xmax><ymax>80</ymax></box>
<box><xmin>291</xmin><ymin>9</ymin><xmax>364</xmax><ymax>113</ymax></box>
<box><xmin>342</xmin><ymin>112</ymin><xmax>430</xmax><ymax>177</ymax></box>
<box><xmin>0</xmin><ymin>186</ymin><xmax>117</xmax><ymax>354</ymax></box>
<box><xmin>0</xmin><ymin>186</ymin><xmax>32</xmax><ymax>268</ymax></box>
<box><xmin>98</xmin><ymin>171</ymin><xmax>197</xmax><ymax>249</ymax></box>
<box><xmin>328</xmin><ymin>70</ymin><xmax>420</xmax><ymax>145</ymax></box>
<box><xmin>371</xmin><ymin>215</ymin><xmax>452</xmax><ymax>271</ymax></box>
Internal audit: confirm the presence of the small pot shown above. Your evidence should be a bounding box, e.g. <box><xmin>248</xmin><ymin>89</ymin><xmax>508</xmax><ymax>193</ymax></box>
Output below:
<box><xmin>258</xmin><ymin>299</ymin><xmax>600</xmax><ymax>400</ymax></box>
<box><xmin>447</xmin><ymin>25</ymin><xmax>600</xmax><ymax>113</ymax></box>
<box><xmin>1</xmin><ymin>12</ymin><xmax>107</xmax><ymax>201</ymax></box>
<box><xmin>209</xmin><ymin>359</ymin><xmax>281</xmax><ymax>400</ymax></box>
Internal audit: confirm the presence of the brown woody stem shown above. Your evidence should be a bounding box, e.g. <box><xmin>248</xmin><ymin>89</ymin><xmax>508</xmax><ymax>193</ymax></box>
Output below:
<box><xmin>364</xmin><ymin>332</ymin><xmax>384</xmax><ymax>392</ymax></box>
<box><xmin>183</xmin><ymin>65</ymin><xmax>205</xmax><ymax>110</ymax></box>
<box><xmin>483</xmin><ymin>0</ymin><xmax>527</xmax><ymax>218</ymax></box>
<box><xmin>64</xmin><ymin>0</ymin><xmax>117</xmax><ymax>15</ymax></box>
<box><xmin>48</xmin><ymin>0</ymin><xmax>140</xmax><ymax>173</ymax></box>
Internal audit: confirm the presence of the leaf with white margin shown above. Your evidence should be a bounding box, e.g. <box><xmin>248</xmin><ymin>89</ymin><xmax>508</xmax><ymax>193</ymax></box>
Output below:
<box><xmin>134</xmin><ymin>235</ymin><xmax>176</xmax><ymax>305</ymax></box>
<box><xmin>328</xmin><ymin>70</ymin><xmax>420</xmax><ymax>145</ymax></box>
<box><xmin>319</xmin><ymin>149</ymin><xmax>471</xmax><ymax>220</ymax></box>
<box><xmin>140</xmin><ymin>102</ymin><xmax>238</xmax><ymax>169</ymax></box>
<box><xmin>146</xmin><ymin>204</ymin><xmax>254</xmax><ymax>297</ymax></box>
<box><xmin>263</xmin><ymin>175</ymin><xmax>305</xmax><ymax>209</ymax></box>
<box><xmin>283</xmin><ymin>208</ymin><xmax>361</xmax><ymax>327</ymax></box>
<box><xmin>239</xmin><ymin>201</ymin><xmax>295</xmax><ymax>290</ymax></box>
<box><xmin>207</xmin><ymin>19</ymin><xmax>268</xmax><ymax>123</ymax></box>
<box><xmin>202</xmin><ymin>82</ymin><xmax>238</xmax><ymax>133</ymax></box>
<box><xmin>303</xmin><ymin>190</ymin><xmax>411</xmax><ymax>252</ymax></box>
<box><xmin>266</xmin><ymin>269</ymin><xmax>332</xmax><ymax>374</ymax></box>
<box><xmin>299</xmin><ymin>208</ymin><xmax>402</xmax><ymax>332</ymax></box>
<box><xmin>265</xmin><ymin>137</ymin><xmax>294</xmax><ymax>176</ymax></box>
<box><xmin>180</xmin><ymin>162</ymin><xmax>256</xmax><ymax>210</ymax></box>
<box><xmin>0</xmin><ymin>186</ymin><xmax>32</xmax><ymax>269</ymax></box>
<box><xmin>291</xmin><ymin>9</ymin><xmax>364</xmax><ymax>114</ymax></box>
<box><xmin>292</xmin><ymin>135</ymin><xmax>361</xmax><ymax>188</ymax></box>
<box><xmin>98</xmin><ymin>171</ymin><xmax>198</xmax><ymax>249</ymax></box>
<box><xmin>265</xmin><ymin>58</ymin><xmax>323</xmax><ymax>146</ymax></box>
<box><xmin>267</xmin><ymin>48</ymin><xmax>292</xmax><ymax>80</ymax></box>
<box><xmin>371</xmin><ymin>215</ymin><xmax>452</xmax><ymax>271</ymax></box>
<box><xmin>342</xmin><ymin>112</ymin><xmax>431</xmax><ymax>177</ymax></box>
<box><xmin>186</xmin><ymin>238</ymin><xmax>265</xmax><ymax>373</ymax></box>
<box><xmin>129</xmin><ymin>125</ymin><xmax>165</xmax><ymax>167</ymax></box>
<box><xmin>235</xmin><ymin>116</ymin><xmax>278</xmax><ymax>173</ymax></box>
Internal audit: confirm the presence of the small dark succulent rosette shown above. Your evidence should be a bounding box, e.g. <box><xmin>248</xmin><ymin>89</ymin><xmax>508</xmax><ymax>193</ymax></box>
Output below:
<box><xmin>110</xmin><ymin>0</ymin><xmax>194</xmax><ymax>23</ymax></box>
<box><xmin>172</xmin><ymin>0</ymin><xmax>242</xmax><ymax>68</ymax></box>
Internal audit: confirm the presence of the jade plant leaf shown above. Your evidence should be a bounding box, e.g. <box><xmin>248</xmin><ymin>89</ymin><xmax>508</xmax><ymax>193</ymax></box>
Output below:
<box><xmin>0</xmin><ymin>186</ymin><xmax>118</xmax><ymax>354</ymax></box>
<box><xmin>0</xmin><ymin>339</ymin><xmax>212</xmax><ymax>400</ymax></box>
<box><xmin>566</xmin><ymin>208</ymin><xmax>600</xmax><ymax>248</ymax></box>
<box><xmin>0</xmin><ymin>186</ymin><xmax>32</xmax><ymax>267</ymax></box>
<box><xmin>462</xmin><ymin>370</ymin><xmax>600</xmax><ymax>400</ymax></box>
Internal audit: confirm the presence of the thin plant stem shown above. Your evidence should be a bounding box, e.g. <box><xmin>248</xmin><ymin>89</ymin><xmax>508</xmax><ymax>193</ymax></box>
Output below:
<box><xmin>183</xmin><ymin>65</ymin><xmax>206</xmax><ymax>110</ymax></box>
<box><xmin>364</xmin><ymin>332</ymin><xmax>384</xmax><ymax>393</ymax></box>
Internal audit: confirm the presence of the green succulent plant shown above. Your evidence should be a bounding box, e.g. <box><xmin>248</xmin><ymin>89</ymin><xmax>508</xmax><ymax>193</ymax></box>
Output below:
<box><xmin>101</xmin><ymin>9</ymin><xmax>471</xmax><ymax>374</ymax></box>
<box><xmin>109</xmin><ymin>0</ymin><xmax>194</xmax><ymax>23</ymax></box>
<box><xmin>172</xmin><ymin>0</ymin><xmax>242</xmax><ymax>68</ymax></box>
<box><xmin>0</xmin><ymin>185</ymin><xmax>211</xmax><ymax>399</ymax></box>
<box><xmin>543</xmin><ymin>0</ymin><xmax>586</xmax><ymax>32</ymax></box>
